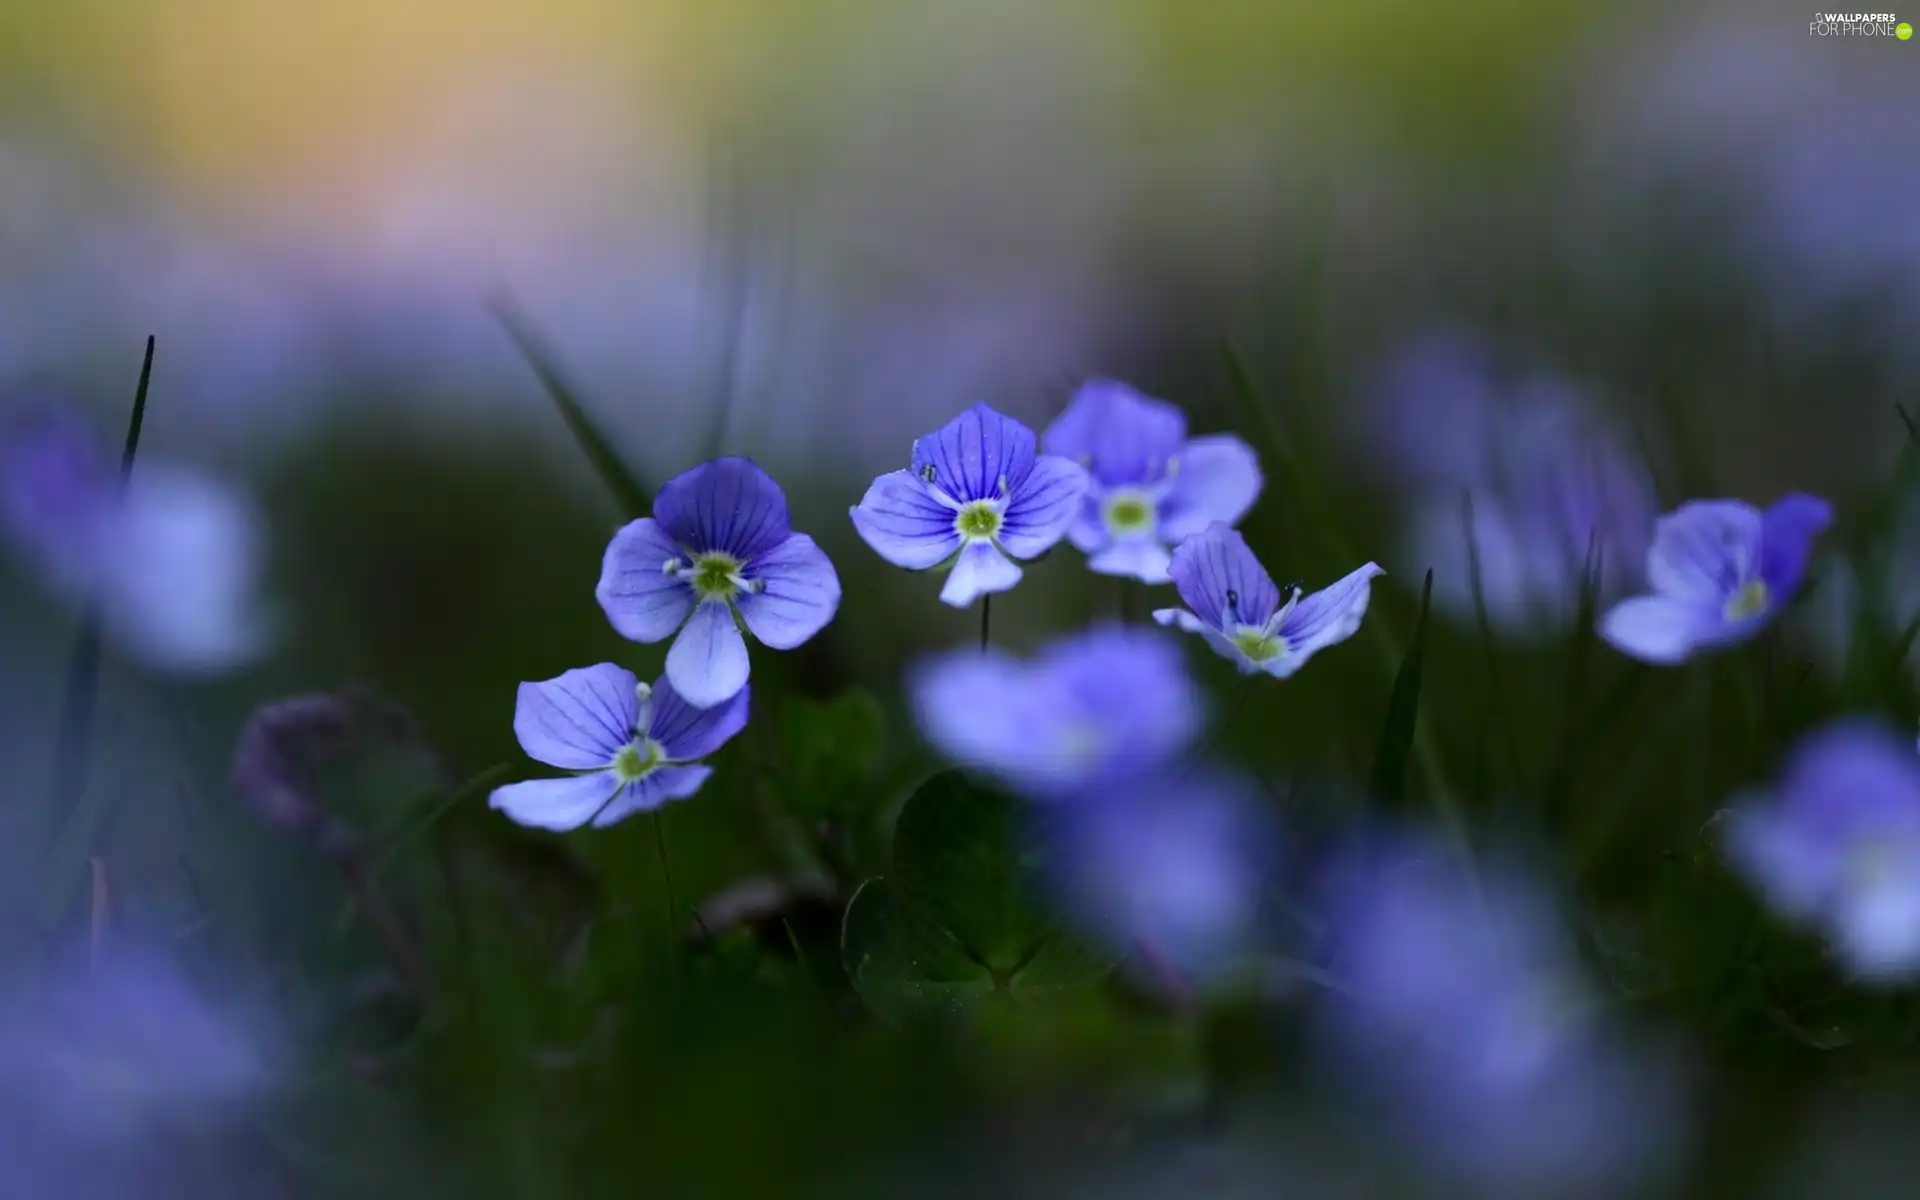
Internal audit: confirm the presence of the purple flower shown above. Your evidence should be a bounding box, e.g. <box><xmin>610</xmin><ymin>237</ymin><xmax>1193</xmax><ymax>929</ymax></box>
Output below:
<box><xmin>849</xmin><ymin>402</ymin><xmax>1089</xmax><ymax>607</ymax></box>
<box><xmin>1041</xmin><ymin>768</ymin><xmax>1277</xmax><ymax>977</ymax></box>
<box><xmin>1362</xmin><ymin>331</ymin><xmax>1660</xmax><ymax>635</ymax></box>
<box><xmin>1040</xmin><ymin>379</ymin><xmax>1261</xmax><ymax>584</ymax></box>
<box><xmin>1599</xmin><ymin>493</ymin><xmax>1832</xmax><ymax>665</ymax></box>
<box><xmin>1724</xmin><ymin>719</ymin><xmax>1920</xmax><ymax>982</ymax></box>
<box><xmin>909</xmin><ymin>624</ymin><xmax>1203</xmax><ymax>796</ymax></box>
<box><xmin>597</xmin><ymin>457</ymin><xmax>840</xmax><ymax>708</ymax></box>
<box><xmin>1152</xmin><ymin>523</ymin><xmax>1382</xmax><ymax>678</ymax></box>
<box><xmin>1319</xmin><ymin>837</ymin><xmax>1685</xmax><ymax>1193</ymax></box>
<box><xmin>0</xmin><ymin>948</ymin><xmax>275</xmax><ymax>1147</ymax></box>
<box><xmin>489</xmin><ymin>663</ymin><xmax>749</xmax><ymax>831</ymax></box>
<box><xmin>1</xmin><ymin>406</ymin><xmax>275</xmax><ymax>675</ymax></box>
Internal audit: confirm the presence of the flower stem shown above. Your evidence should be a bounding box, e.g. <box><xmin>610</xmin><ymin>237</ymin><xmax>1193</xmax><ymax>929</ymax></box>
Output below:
<box><xmin>979</xmin><ymin>594</ymin><xmax>992</xmax><ymax>652</ymax></box>
<box><xmin>652</xmin><ymin>809</ymin><xmax>682</xmax><ymax>946</ymax></box>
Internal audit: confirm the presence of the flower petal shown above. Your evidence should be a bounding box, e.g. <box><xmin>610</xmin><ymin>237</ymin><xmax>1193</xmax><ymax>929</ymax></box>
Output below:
<box><xmin>1757</xmin><ymin>492</ymin><xmax>1834</xmax><ymax>599</ymax></box>
<box><xmin>512</xmin><ymin>663</ymin><xmax>639</xmax><ymax>768</ymax></box>
<box><xmin>1040</xmin><ymin>379</ymin><xmax>1187</xmax><ymax>487</ymax></box>
<box><xmin>738</xmin><ymin>534</ymin><xmax>841</xmax><ymax>649</ymax></box>
<box><xmin>1270</xmin><ymin>563</ymin><xmax>1385</xmax><ymax>678</ymax></box>
<box><xmin>997</xmin><ymin>455</ymin><xmax>1090</xmax><ymax>559</ymax></box>
<box><xmin>590</xmin><ymin>766</ymin><xmax>714</xmax><ymax>828</ymax></box>
<box><xmin>666</xmin><ymin>602</ymin><xmax>751</xmax><ymax>708</ymax></box>
<box><xmin>1065</xmin><ymin>499</ymin><xmax>1107</xmax><ymax>554</ymax></box>
<box><xmin>1836</xmin><ymin>878</ymin><xmax>1920</xmax><ymax>982</ymax></box>
<box><xmin>650</xmin><ymin>678</ymin><xmax>750</xmax><ymax>761</ymax></box>
<box><xmin>850</xmin><ymin>471</ymin><xmax>962</xmax><ymax>569</ymax></box>
<box><xmin>1598</xmin><ymin>595</ymin><xmax>1722</xmax><ymax>664</ymax></box>
<box><xmin>1158</xmin><ymin>434</ymin><xmax>1263</xmax><ymax>543</ymax></box>
<box><xmin>597</xmin><ymin>518</ymin><xmax>695</xmax><ymax>643</ymax></box>
<box><xmin>1166</xmin><ymin>522</ymin><xmax>1281</xmax><ymax>629</ymax></box>
<box><xmin>489</xmin><ymin>772</ymin><xmax>624</xmax><ymax>832</ymax></box>
<box><xmin>1645</xmin><ymin>501</ymin><xmax>1763</xmax><ymax>601</ymax></box>
<box><xmin>1153</xmin><ymin>606</ymin><xmax>1251</xmax><ymax>671</ymax></box>
<box><xmin>653</xmin><ymin>456</ymin><xmax>793</xmax><ymax>560</ymax></box>
<box><xmin>1088</xmin><ymin>538</ymin><xmax>1173</xmax><ymax>584</ymax></box>
<box><xmin>910</xmin><ymin>402</ymin><xmax>1038</xmax><ymax>503</ymax></box>
<box><xmin>939</xmin><ymin>540</ymin><xmax>1023</xmax><ymax>607</ymax></box>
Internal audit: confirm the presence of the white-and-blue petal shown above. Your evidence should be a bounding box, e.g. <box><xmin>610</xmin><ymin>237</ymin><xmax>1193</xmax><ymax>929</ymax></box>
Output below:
<box><xmin>1166</xmin><ymin>522</ymin><xmax>1281</xmax><ymax>630</ymax></box>
<box><xmin>590</xmin><ymin>766</ymin><xmax>715</xmax><ymax>828</ymax></box>
<box><xmin>939</xmin><ymin>540</ymin><xmax>1022</xmax><ymax>607</ymax></box>
<box><xmin>1270</xmin><ymin>562</ymin><xmax>1385</xmax><ymax>678</ymax></box>
<box><xmin>667</xmin><ymin>602</ymin><xmax>751</xmax><ymax>708</ymax></box>
<box><xmin>512</xmin><ymin>663</ymin><xmax>640</xmax><ymax>769</ymax></box>
<box><xmin>1157</xmin><ymin>433</ymin><xmax>1263</xmax><ymax>544</ymax></box>
<box><xmin>597</xmin><ymin>518</ymin><xmax>696</xmax><ymax>643</ymax></box>
<box><xmin>649</xmin><ymin>680</ymin><xmax>751</xmax><ymax>761</ymax></box>
<box><xmin>996</xmin><ymin>454</ymin><xmax>1091</xmax><ymax>559</ymax></box>
<box><xmin>490</xmin><ymin>772</ymin><xmax>626</xmax><ymax>832</ymax></box>
<box><xmin>738</xmin><ymin>534</ymin><xmax>841</xmax><ymax>649</ymax></box>
<box><xmin>910</xmin><ymin>402</ymin><xmax>1038</xmax><ymax>503</ymax></box>
<box><xmin>849</xmin><ymin>471</ymin><xmax>963</xmax><ymax>569</ymax></box>
<box><xmin>1598</xmin><ymin>596</ymin><xmax>1722</xmax><ymax>665</ymax></box>
<box><xmin>653</xmin><ymin>456</ymin><xmax>794</xmax><ymax>560</ymax></box>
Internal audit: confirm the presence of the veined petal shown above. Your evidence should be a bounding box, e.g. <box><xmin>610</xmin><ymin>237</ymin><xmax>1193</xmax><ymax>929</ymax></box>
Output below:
<box><xmin>1041</xmin><ymin>380</ymin><xmax>1187</xmax><ymax>487</ymax></box>
<box><xmin>850</xmin><ymin>471</ymin><xmax>963</xmax><ymax>569</ymax></box>
<box><xmin>1598</xmin><ymin>595</ymin><xmax>1722</xmax><ymax>664</ymax></box>
<box><xmin>997</xmin><ymin>455</ymin><xmax>1090</xmax><ymax>559</ymax></box>
<box><xmin>1158</xmin><ymin>434</ymin><xmax>1263</xmax><ymax>542</ymax></box>
<box><xmin>910</xmin><ymin>402</ymin><xmax>1037</xmax><ymax>503</ymax></box>
<box><xmin>490</xmin><ymin>772</ymin><xmax>624</xmax><ymax>832</ymax></box>
<box><xmin>1166</xmin><ymin>522</ymin><xmax>1280</xmax><ymax>629</ymax></box>
<box><xmin>648</xmin><ymin>677</ymin><xmax>750</xmax><ymax>761</ymax></box>
<box><xmin>940</xmin><ymin>541</ymin><xmax>1022</xmax><ymax>607</ymax></box>
<box><xmin>654</xmin><ymin>457</ymin><xmax>793</xmax><ymax>560</ymax></box>
<box><xmin>1088</xmin><ymin>538</ymin><xmax>1173</xmax><ymax>584</ymax></box>
<box><xmin>590</xmin><ymin>766</ymin><xmax>714</xmax><ymax>828</ymax></box>
<box><xmin>666</xmin><ymin>602</ymin><xmax>751</xmax><ymax>708</ymax></box>
<box><xmin>513</xmin><ymin>663</ymin><xmax>639</xmax><ymax>769</ymax></box>
<box><xmin>597</xmin><ymin>519</ymin><xmax>695</xmax><ymax>644</ymax></box>
<box><xmin>1645</xmin><ymin>501</ymin><xmax>1763</xmax><ymax>601</ymax></box>
<box><xmin>1757</xmin><ymin>492</ymin><xmax>1834</xmax><ymax>599</ymax></box>
<box><xmin>738</xmin><ymin>534</ymin><xmax>841</xmax><ymax>649</ymax></box>
<box><xmin>1270</xmin><ymin>563</ymin><xmax>1385</xmax><ymax>678</ymax></box>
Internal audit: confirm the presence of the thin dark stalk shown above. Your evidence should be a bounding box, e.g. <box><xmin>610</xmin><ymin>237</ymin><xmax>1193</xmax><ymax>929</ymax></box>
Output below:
<box><xmin>47</xmin><ymin>337</ymin><xmax>154</xmax><ymax>839</ymax></box>
<box><xmin>980</xmin><ymin>595</ymin><xmax>992</xmax><ymax>652</ymax></box>
<box><xmin>652</xmin><ymin>810</ymin><xmax>683</xmax><ymax>951</ymax></box>
<box><xmin>337</xmin><ymin>852</ymin><xmax>433</xmax><ymax>1002</ymax></box>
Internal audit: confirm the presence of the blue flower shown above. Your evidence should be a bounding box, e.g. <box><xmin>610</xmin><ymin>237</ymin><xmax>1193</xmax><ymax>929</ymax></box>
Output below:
<box><xmin>597</xmin><ymin>457</ymin><xmax>841</xmax><ymax>708</ymax></box>
<box><xmin>1318</xmin><ymin>836</ymin><xmax>1686</xmax><ymax>1193</ymax></box>
<box><xmin>1</xmin><ymin>405</ymin><xmax>276</xmax><ymax>675</ymax></box>
<box><xmin>490</xmin><ymin>663</ymin><xmax>749</xmax><ymax>831</ymax></box>
<box><xmin>909</xmin><ymin>624</ymin><xmax>1203</xmax><ymax>796</ymax></box>
<box><xmin>1152</xmin><ymin>522</ymin><xmax>1383</xmax><ymax>678</ymax></box>
<box><xmin>1599</xmin><ymin>493</ymin><xmax>1832</xmax><ymax>665</ymax></box>
<box><xmin>1040</xmin><ymin>379</ymin><xmax>1261</xmax><ymax>584</ymax></box>
<box><xmin>0</xmin><ymin>947</ymin><xmax>275</xmax><ymax>1149</ymax></box>
<box><xmin>1724</xmin><ymin>719</ymin><xmax>1920</xmax><ymax>983</ymax></box>
<box><xmin>850</xmin><ymin>401</ymin><xmax>1089</xmax><ymax>607</ymax></box>
<box><xmin>1038</xmin><ymin>767</ymin><xmax>1278</xmax><ymax>978</ymax></box>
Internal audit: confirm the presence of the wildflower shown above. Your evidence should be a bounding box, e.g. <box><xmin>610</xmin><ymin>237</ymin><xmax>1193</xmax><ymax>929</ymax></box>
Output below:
<box><xmin>1040</xmin><ymin>379</ymin><xmax>1261</xmax><ymax>584</ymax></box>
<box><xmin>1152</xmin><ymin>522</ymin><xmax>1382</xmax><ymax>677</ymax></box>
<box><xmin>1599</xmin><ymin>493</ymin><xmax>1832</xmax><ymax>665</ymax></box>
<box><xmin>0</xmin><ymin>948</ymin><xmax>274</xmax><ymax>1148</ymax></box>
<box><xmin>489</xmin><ymin>663</ymin><xmax>748</xmax><ymax>831</ymax></box>
<box><xmin>1</xmin><ymin>405</ymin><xmax>274</xmax><ymax>675</ymax></box>
<box><xmin>1038</xmin><ymin>768</ymin><xmax>1277</xmax><ymax>978</ymax></box>
<box><xmin>597</xmin><ymin>457</ymin><xmax>840</xmax><ymax>708</ymax></box>
<box><xmin>1362</xmin><ymin>330</ymin><xmax>1659</xmax><ymax>635</ymax></box>
<box><xmin>909</xmin><ymin>624</ymin><xmax>1203</xmax><ymax>796</ymax></box>
<box><xmin>1725</xmin><ymin>719</ymin><xmax>1920</xmax><ymax>982</ymax></box>
<box><xmin>849</xmin><ymin>401</ymin><xmax>1089</xmax><ymax>607</ymax></box>
<box><xmin>1318</xmin><ymin>837</ymin><xmax>1686</xmax><ymax>1194</ymax></box>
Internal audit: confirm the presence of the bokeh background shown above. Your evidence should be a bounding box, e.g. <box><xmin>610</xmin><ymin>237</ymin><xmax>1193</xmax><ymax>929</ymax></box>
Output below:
<box><xmin>6</xmin><ymin>0</ymin><xmax>1920</xmax><ymax>1194</ymax></box>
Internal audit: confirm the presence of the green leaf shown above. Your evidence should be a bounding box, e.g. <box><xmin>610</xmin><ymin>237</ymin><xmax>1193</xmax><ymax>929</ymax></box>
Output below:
<box><xmin>839</xmin><ymin>878</ymin><xmax>993</xmax><ymax>1023</ymax></box>
<box><xmin>889</xmin><ymin>770</ymin><xmax>1049</xmax><ymax>973</ymax></box>
<box><xmin>778</xmin><ymin>690</ymin><xmax>887</xmax><ymax>814</ymax></box>
<box><xmin>490</xmin><ymin>299</ymin><xmax>653</xmax><ymax>518</ymax></box>
<box><xmin>1370</xmin><ymin>569</ymin><xmax>1434</xmax><ymax>806</ymax></box>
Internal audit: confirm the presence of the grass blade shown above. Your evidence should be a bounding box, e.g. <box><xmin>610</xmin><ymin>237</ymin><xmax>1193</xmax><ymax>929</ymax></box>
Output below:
<box><xmin>1371</xmin><ymin>569</ymin><xmax>1434</xmax><ymax>808</ymax></box>
<box><xmin>490</xmin><ymin>299</ymin><xmax>653</xmax><ymax>518</ymax></box>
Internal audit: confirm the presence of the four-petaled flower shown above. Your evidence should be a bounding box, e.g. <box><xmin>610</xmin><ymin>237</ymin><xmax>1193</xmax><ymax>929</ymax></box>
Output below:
<box><xmin>490</xmin><ymin>663</ymin><xmax>749</xmax><ymax>831</ymax></box>
<box><xmin>1725</xmin><ymin>719</ymin><xmax>1920</xmax><ymax>983</ymax></box>
<box><xmin>910</xmin><ymin>625</ymin><xmax>1204</xmax><ymax>796</ymax></box>
<box><xmin>597</xmin><ymin>457</ymin><xmax>841</xmax><ymax>708</ymax></box>
<box><xmin>1599</xmin><ymin>494</ymin><xmax>1831</xmax><ymax>665</ymax></box>
<box><xmin>850</xmin><ymin>401</ymin><xmax>1089</xmax><ymax>607</ymax></box>
<box><xmin>1153</xmin><ymin>522</ymin><xmax>1383</xmax><ymax>678</ymax></box>
<box><xmin>1040</xmin><ymin>379</ymin><xmax>1262</xmax><ymax>584</ymax></box>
